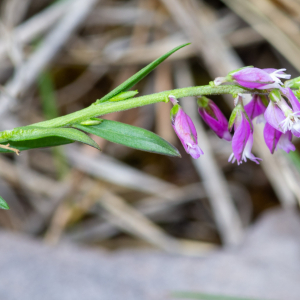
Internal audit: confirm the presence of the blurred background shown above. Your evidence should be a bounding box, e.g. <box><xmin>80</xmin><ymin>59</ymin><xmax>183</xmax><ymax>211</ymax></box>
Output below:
<box><xmin>0</xmin><ymin>0</ymin><xmax>300</xmax><ymax>299</ymax></box>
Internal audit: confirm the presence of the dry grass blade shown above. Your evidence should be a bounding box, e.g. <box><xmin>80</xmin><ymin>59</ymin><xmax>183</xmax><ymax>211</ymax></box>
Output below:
<box><xmin>159</xmin><ymin>0</ymin><xmax>242</xmax><ymax>76</ymax></box>
<box><xmin>96</xmin><ymin>190</ymin><xmax>215</xmax><ymax>255</ymax></box>
<box><xmin>0</xmin><ymin>0</ymin><xmax>101</xmax><ymax>116</ymax></box>
<box><xmin>253</xmin><ymin>127</ymin><xmax>296</xmax><ymax>208</ymax></box>
<box><xmin>66</xmin><ymin>183</ymin><xmax>206</xmax><ymax>243</ymax></box>
<box><xmin>44</xmin><ymin>182</ymin><xmax>105</xmax><ymax>245</ymax></box>
<box><xmin>66</xmin><ymin>145</ymin><xmax>176</xmax><ymax>194</ymax></box>
<box><xmin>250</xmin><ymin>0</ymin><xmax>300</xmax><ymax>47</ymax></box>
<box><xmin>221</xmin><ymin>0</ymin><xmax>300</xmax><ymax>72</ymax></box>
<box><xmin>67</xmin><ymin>35</ymin><xmax>193</xmax><ymax>66</ymax></box>
<box><xmin>0</xmin><ymin>156</ymin><xmax>68</xmax><ymax>198</ymax></box>
<box><xmin>57</xmin><ymin>65</ymin><xmax>108</xmax><ymax>107</ymax></box>
<box><xmin>86</xmin><ymin>5</ymin><xmax>160</xmax><ymax>27</ymax></box>
<box><xmin>174</xmin><ymin>60</ymin><xmax>244</xmax><ymax>246</ymax></box>
<box><xmin>0</xmin><ymin>0</ymin><xmax>74</xmax><ymax>64</ymax></box>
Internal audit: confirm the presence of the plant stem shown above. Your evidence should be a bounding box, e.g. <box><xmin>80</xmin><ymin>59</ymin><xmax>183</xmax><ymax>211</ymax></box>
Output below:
<box><xmin>26</xmin><ymin>85</ymin><xmax>248</xmax><ymax>129</ymax></box>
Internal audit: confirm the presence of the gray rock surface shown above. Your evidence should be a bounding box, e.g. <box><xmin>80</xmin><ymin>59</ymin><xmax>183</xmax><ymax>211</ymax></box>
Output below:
<box><xmin>0</xmin><ymin>208</ymin><xmax>300</xmax><ymax>300</ymax></box>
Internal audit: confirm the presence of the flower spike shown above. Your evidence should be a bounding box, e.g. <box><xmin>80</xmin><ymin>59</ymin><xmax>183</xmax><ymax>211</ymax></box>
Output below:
<box><xmin>169</xmin><ymin>95</ymin><xmax>203</xmax><ymax>159</ymax></box>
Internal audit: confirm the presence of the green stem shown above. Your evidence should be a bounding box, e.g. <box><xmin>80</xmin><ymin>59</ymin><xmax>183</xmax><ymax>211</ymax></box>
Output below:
<box><xmin>26</xmin><ymin>85</ymin><xmax>248</xmax><ymax>129</ymax></box>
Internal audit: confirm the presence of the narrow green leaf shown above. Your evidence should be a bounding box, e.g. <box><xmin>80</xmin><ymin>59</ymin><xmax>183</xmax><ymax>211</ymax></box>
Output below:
<box><xmin>0</xmin><ymin>137</ymin><xmax>73</xmax><ymax>153</ymax></box>
<box><xmin>74</xmin><ymin>120</ymin><xmax>180</xmax><ymax>157</ymax></box>
<box><xmin>0</xmin><ymin>196</ymin><xmax>9</xmax><ymax>210</ymax></box>
<box><xmin>96</xmin><ymin>43</ymin><xmax>190</xmax><ymax>103</ymax></box>
<box><xmin>0</xmin><ymin>127</ymin><xmax>100</xmax><ymax>152</ymax></box>
<box><xmin>172</xmin><ymin>291</ymin><xmax>266</xmax><ymax>300</ymax></box>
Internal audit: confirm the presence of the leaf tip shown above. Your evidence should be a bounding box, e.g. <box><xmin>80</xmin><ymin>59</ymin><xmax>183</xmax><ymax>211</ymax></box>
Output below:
<box><xmin>0</xmin><ymin>197</ymin><xmax>9</xmax><ymax>210</ymax></box>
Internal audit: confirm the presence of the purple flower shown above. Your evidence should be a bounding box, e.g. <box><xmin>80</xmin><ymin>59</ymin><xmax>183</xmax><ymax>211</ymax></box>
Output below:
<box><xmin>264</xmin><ymin>122</ymin><xmax>295</xmax><ymax>154</ymax></box>
<box><xmin>244</xmin><ymin>95</ymin><xmax>266</xmax><ymax>123</ymax></box>
<box><xmin>214</xmin><ymin>67</ymin><xmax>290</xmax><ymax>89</ymax></box>
<box><xmin>264</xmin><ymin>88</ymin><xmax>300</xmax><ymax>136</ymax></box>
<box><xmin>228</xmin><ymin>103</ymin><xmax>261</xmax><ymax>165</ymax></box>
<box><xmin>169</xmin><ymin>95</ymin><xmax>203</xmax><ymax>159</ymax></box>
<box><xmin>279</xmin><ymin>87</ymin><xmax>300</xmax><ymax>136</ymax></box>
<box><xmin>197</xmin><ymin>96</ymin><xmax>231</xmax><ymax>141</ymax></box>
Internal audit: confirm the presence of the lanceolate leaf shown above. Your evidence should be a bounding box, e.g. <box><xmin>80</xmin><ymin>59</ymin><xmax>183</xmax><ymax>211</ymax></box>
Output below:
<box><xmin>96</xmin><ymin>43</ymin><xmax>190</xmax><ymax>104</ymax></box>
<box><xmin>74</xmin><ymin>120</ymin><xmax>180</xmax><ymax>157</ymax></box>
<box><xmin>0</xmin><ymin>137</ymin><xmax>73</xmax><ymax>153</ymax></box>
<box><xmin>0</xmin><ymin>127</ymin><xmax>100</xmax><ymax>152</ymax></box>
<box><xmin>0</xmin><ymin>196</ymin><xmax>9</xmax><ymax>210</ymax></box>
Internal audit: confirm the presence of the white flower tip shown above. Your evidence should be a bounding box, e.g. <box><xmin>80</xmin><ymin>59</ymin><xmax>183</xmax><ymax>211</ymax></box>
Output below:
<box><xmin>188</xmin><ymin>144</ymin><xmax>203</xmax><ymax>159</ymax></box>
<box><xmin>214</xmin><ymin>77</ymin><xmax>226</xmax><ymax>86</ymax></box>
<box><xmin>271</xmin><ymin>68</ymin><xmax>291</xmax><ymax>81</ymax></box>
<box><xmin>168</xmin><ymin>95</ymin><xmax>178</xmax><ymax>105</ymax></box>
<box><xmin>228</xmin><ymin>153</ymin><xmax>236</xmax><ymax>163</ymax></box>
<box><xmin>234</xmin><ymin>94</ymin><xmax>244</xmax><ymax>106</ymax></box>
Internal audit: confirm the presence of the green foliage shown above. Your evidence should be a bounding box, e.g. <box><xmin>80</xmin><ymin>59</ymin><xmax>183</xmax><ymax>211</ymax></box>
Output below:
<box><xmin>74</xmin><ymin>119</ymin><xmax>180</xmax><ymax>157</ymax></box>
<box><xmin>0</xmin><ymin>128</ymin><xmax>99</xmax><ymax>152</ymax></box>
<box><xmin>80</xmin><ymin>118</ymin><xmax>103</xmax><ymax>126</ymax></box>
<box><xmin>95</xmin><ymin>43</ymin><xmax>190</xmax><ymax>104</ymax></box>
<box><xmin>0</xmin><ymin>196</ymin><xmax>9</xmax><ymax>210</ymax></box>
<box><xmin>0</xmin><ymin>137</ymin><xmax>73</xmax><ymax>153</ymax></box>
<box><xmin>109</xmin><ymin>90</ymin><xmax>139</xmax><ymax>102</ymax></box>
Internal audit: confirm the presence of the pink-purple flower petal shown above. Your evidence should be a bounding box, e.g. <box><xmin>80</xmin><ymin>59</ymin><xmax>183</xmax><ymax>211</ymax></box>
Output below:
<box><xmin>198</xmin><ymin>98</ymin><xmax>232</xmax><ymax>141</ymax></box>
<box><xmin>244</xmin><ymin>95</ymin><xmax>266</xmax><ymax>121</ymax></box>
<box><xmin>231</xmin><ymin>113</ymin><xmax>251</xmax><ymax>163</ymax></box>
<box><xmin>280</xmin><ymin>87</ymin><xmax>300</xmax><ymax>112</ymax></box>
<box><xmin>263</xmin><ymin>122</ymin><xmax>282</xmax><ymax>154</ymax></box>
<box><xmin>232</xmin><ymin>68</ymin><xmax>275</xmax><ymax>89</ymax></box>
<box><xmin>264</xmin><ymin>101</ymin><xmax>286</xmax><ymax>132</ymax></box>
<box><xmin>171</xmin><ymin>103</ymin><xmax>203</xmax><ymax>159</ymax></box>
<box><xmin>242</xmin><ymin>133</ymin><xmax>262</xmax><ymax>164</ymax></box>
<box><xmin>277</xmin><ymin>131</ymin><xmax>295</xmax><ymax>153</ymax></box>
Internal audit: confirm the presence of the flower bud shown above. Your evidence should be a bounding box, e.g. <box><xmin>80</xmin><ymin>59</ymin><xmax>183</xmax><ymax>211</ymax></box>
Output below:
<box><xmin>215</xmin><ymin>67</ymin><xmax>290</xmax><ymax>90</ymax></box>
<box><xmin>228</xmin><ymin>109</ymin><xmax>261</xmax><ymax>165</ymax></box>
<box><xmin>169</xmin><ymin>95</ymin><xmax>203</xmax><ymax>159</ymax></box>
<box><xmin>197</xmin><ymin>96</ymin><xmax>231</xmax><ymax>141</ymax></box>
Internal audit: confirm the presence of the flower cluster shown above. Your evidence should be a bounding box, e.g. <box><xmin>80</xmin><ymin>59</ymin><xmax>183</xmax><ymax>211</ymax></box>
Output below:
<box><xmin>170</xmin><ymin>66</ymin><xmax>300</xmax><ymax>165</ymax></box>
